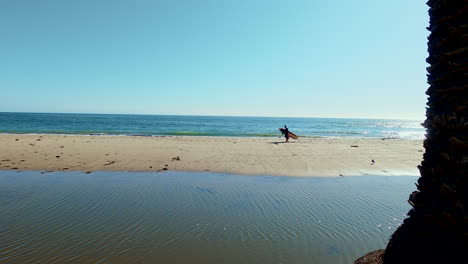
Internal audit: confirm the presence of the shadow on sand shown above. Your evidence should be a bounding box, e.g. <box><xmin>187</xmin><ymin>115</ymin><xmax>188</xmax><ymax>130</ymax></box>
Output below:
<box><xmin>268</xmin><ymin>141</ymin><xmax>296</xmax><ymax>145</ymax></box>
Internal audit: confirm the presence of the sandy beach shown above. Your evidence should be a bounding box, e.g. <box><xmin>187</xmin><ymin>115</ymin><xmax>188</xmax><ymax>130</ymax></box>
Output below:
<box><xmin>0</xmin><ymin>134</ymin><xmax>423</xmax><ymax>177</ymax></box>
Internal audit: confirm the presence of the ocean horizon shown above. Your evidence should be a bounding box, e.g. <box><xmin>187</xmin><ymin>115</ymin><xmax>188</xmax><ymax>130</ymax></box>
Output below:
<box><xmin>0</xmin><ymin>112</ymin><xmax>425</xmax><ymax>139</ymax></box>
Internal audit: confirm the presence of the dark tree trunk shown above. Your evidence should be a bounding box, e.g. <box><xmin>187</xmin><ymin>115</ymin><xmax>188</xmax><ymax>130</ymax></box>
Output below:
<box><xmin>383</xmin><ymin>0</ymin><xmax>468</xmax><ymax>263</ymax></box>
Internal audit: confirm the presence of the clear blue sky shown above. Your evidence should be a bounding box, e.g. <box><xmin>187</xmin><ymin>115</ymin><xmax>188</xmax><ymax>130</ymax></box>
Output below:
<box><xmin>1</xmin><ymin>0</ymin><xmax>429</xmax><ymax>120</ymax></box>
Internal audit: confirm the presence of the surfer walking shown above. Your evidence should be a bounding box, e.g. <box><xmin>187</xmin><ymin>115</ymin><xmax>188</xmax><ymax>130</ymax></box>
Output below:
<box><xmin>282</xmin><ymin>125</ymin><xmax>290</xmax><ymax>142</ymax></box>
<box><xmin>278</xmin><ymin>125</ymin><xmax>297</xmax><ymax>142</ymax></box>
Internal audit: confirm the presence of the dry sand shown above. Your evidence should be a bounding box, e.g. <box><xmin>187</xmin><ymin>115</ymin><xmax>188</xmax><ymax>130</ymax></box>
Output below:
<box><xmin>0</xmin><ymin>134</ymin><xmax>424</xmax><ymax>177</ymax></box>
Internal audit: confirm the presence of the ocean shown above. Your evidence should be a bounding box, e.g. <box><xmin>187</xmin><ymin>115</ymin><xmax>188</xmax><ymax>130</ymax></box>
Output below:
<box><xmin>0</xmin><ymin>112</ymin><xmax>425</xmax><ymax>139</ymax></box>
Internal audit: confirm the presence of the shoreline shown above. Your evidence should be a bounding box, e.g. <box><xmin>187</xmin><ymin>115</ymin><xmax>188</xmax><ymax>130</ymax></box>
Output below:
<box><xmin>0</xmin><ymin>132</ymin><xmax>419</xmax><ymax>140</ymax></box>
<box><xmin>0</xmin><ymin>134</ymin><xmax>424</xmax><ymax>177</ymax></box>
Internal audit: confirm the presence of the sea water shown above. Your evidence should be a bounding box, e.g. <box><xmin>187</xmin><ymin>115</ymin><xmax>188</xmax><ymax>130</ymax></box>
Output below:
<box><xmin>0</xmin><ymin>171</ymin><xmax>416</xmax><ymax>264</ymax></box>
<box><xmin>0</xmin><ymin>112</ymin><xmax>424</xmax><ymax>139</ymax></box>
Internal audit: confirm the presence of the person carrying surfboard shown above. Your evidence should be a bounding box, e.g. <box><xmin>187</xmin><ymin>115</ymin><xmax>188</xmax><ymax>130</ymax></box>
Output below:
<box><xmin>278</xmin><ymin>125</ymin><xmax>298</xmax><ymax>142</ymax></box>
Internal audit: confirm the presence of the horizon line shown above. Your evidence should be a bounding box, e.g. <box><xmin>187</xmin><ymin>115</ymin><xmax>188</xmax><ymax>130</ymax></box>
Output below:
<box><xmin>0</xmin><ymin>111</ymin><xmax>424</xmax><ymax>121</ymax></box>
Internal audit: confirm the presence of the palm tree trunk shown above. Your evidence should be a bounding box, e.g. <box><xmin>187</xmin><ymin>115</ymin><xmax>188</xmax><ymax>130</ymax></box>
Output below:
<box><xmin>383</xmin><ymin>0</ymin><xmax>468</xmax><ymax>263</ymax></box>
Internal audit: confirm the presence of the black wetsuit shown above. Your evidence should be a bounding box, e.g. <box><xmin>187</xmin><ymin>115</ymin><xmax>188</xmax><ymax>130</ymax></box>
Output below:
<box><xmin>283</xmin><ymin>127</ymin><xmax>289</xmax><ymax>140</ymax></box>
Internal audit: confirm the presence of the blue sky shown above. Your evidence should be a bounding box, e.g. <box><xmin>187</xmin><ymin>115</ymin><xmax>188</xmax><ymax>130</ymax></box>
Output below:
<box><xmin>1</xmin><ymin>0</ymin><xmax>429</xmax><ymax>120</ymax></box>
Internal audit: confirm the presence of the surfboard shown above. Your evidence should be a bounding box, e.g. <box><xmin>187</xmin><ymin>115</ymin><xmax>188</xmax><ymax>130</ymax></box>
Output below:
<box><xmin>278</xmin><ymin>128</ymin><xmax>298</xmax><ymax>140</ymax></box>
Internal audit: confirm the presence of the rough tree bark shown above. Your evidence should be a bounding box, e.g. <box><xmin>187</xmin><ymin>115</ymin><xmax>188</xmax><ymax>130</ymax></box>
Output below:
<box><xmin>383</xmin><ymin>0</ymin><xmax>468</xmax><ymax>263</ymax></box>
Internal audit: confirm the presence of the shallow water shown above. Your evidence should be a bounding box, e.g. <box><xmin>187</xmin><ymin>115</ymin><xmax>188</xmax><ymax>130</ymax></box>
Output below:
<box><xmin>0</xmin><ymin>171</ymin><xmax>416</xmax><ymax>264</ymax></box>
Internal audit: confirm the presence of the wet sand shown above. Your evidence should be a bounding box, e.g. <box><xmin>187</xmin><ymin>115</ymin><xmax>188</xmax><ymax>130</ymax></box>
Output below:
<box><xmin>0</xmin><ymin>134</ymin><xmax>423</xmax><ymax>177</ymax></box>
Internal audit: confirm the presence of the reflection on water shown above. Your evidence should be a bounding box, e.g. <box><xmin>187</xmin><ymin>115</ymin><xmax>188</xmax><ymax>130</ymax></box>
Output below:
<box><xmin>0</xmin><ymin>171</ymin><xmax>416</xmax><ymax>264</ymax></box>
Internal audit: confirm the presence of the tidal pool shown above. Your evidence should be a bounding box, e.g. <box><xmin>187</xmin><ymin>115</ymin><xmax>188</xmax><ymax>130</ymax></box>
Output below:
<box><xmin>0</xmin><ymin>171</ymin><xmax>416</xmax><ymax>263</ymax></box>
